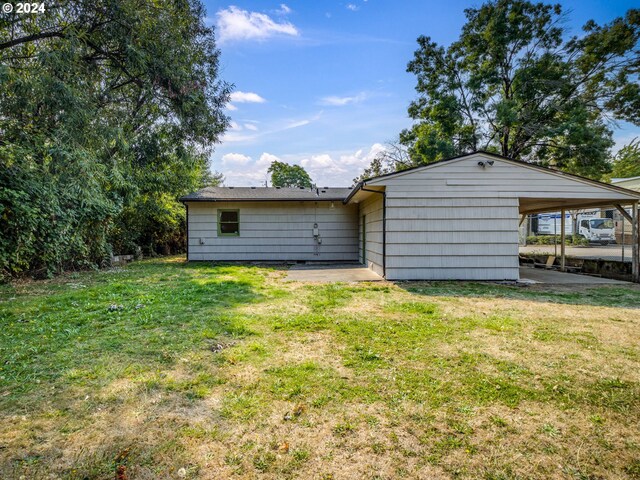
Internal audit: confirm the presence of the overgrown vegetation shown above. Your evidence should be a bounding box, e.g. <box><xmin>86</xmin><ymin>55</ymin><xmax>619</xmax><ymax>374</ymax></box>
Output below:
<box><xmin>0</xmin><ymin>1</ymin><xmax>229</xmax><ymax>280</ymax></box>
<box><xmin>1</xmin><ymin>258</ymin><xmax>639</xmax><ymax>478</ymax></box>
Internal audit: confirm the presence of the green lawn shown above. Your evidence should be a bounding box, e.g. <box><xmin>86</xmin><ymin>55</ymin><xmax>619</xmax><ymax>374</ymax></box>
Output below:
<box><xmin>1</xmin><ymin>257</ymin><xmax>639</xmax><ymax>479</ymax></box>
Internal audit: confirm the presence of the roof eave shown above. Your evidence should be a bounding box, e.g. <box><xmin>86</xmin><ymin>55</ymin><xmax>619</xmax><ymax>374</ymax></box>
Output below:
<box><xmin>343</xmin><ymin>181</ymin><xmax>363</xmax><ymax>204</ymax></box>
<box><xmin>180</xmin><ymin>197</ymin><xmax>350</xmax><ymax>203</ymax></box>
<box><xmin>360</xmin><ymin>150</ymin><xmax>640</xmax><ymax>200</ymax></box>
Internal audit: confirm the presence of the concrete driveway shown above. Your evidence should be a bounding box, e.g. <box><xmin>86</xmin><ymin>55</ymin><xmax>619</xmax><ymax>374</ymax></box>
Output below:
<box><xmin>519</xmin><ymin>266</ymin><xmax>630</xmax><ymax>284</ymax></box>
<box><xmin>286</xmin><ymin>264</ymin><xmax>383</xmax><ymax>282</ymax></box>
<box><xmin>519</xmin><ymin>244</ymin><xmax>631</xmax><ymax>263</ymax></box>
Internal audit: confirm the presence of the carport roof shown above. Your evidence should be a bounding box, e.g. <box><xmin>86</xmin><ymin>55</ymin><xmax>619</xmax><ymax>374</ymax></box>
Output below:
<box><xmin>345</xmin><ymin>151</ymin><xmax>640</xmax><ymax>213</ymax></box>
<box><xmin>345</xmin><ymin>151</ymin><xmax>640</xmax><ymax>205</ymax></box>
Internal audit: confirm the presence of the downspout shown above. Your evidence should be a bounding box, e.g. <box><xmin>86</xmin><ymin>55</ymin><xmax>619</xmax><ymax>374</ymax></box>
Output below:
<box><xmin>361</xmin><ymin>187</ymin><xmax>386</xmax><ymax>278</ymax></box>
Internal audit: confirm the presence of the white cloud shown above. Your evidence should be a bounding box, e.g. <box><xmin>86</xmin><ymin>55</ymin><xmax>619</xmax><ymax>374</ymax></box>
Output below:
<box><xmin>220</xmin><ymin>131</ymin><xmax>257</xmax><ymax>143</ymax></box>
<box><xmin>283</xmin><ymin>111</ymin><xmax>323</xmax><ymax>130</ymax></box>
<box><xmin>229</xmin><ymin>91</ymin><xmax>266</xmax><ymax>103</ymax></box>
<box><xmin>216</xmin><ymin>144</ymin><xmax>387</xmax><ymax>187</ymax></box>
<box><xmin>226</xmin><ymin>103</ymin><xmax>238</xmax><ymax>111</ymax></box>
<box><xmin>346</xmin><ymin>4</ymin><xmax>359</xmax><ymax>11</ymax></box>
<box><xmin>219</xmin><ymin>152</ymin><xmax>279</xmax><ymax>186</ymax></box>
<box><xmin>216</xmin><ymin>6</ymin><xmax>299</xmax><ymax>43</ymax></box>
<box><xmin>258</xmin><ymin>152</ymin><xmax>280</xmax><ymax>167</ymax></box>
<box><xmin>319</xmin><ymin>92</ymin><xmax>367</xmax><ymax>106</ymax></box>
<box><xmin>299</xmin><ymin>144</ymin><xmax>386</xmax><ymax>185</ymax></box>
<box><xmin>221</xmin><ymin>153</ymin><xmax>252</xmax><ymax>165</ymax></box>
<box><xmin>276</xmin><ymin>4</ymin><xmax>291</xmax><ymax>15</ymax></box>
<box><xmin>219</xmin><ymin>113</ymin><xmax>321</xmax><ymax>146</ymax></box>
<box><xmin>301</xmin><ymin>154</ymin><xmax>334</xmax><ymax>169</ymax></box>
<box><xmin>341</xmin><ymin>143</ymin><xmax>386</xmax><ymax>167</ymax></box>
<box><xmin>284</xmin><ymin>119</ymin><xmax>311</xmax><ymax>129</ymax></box>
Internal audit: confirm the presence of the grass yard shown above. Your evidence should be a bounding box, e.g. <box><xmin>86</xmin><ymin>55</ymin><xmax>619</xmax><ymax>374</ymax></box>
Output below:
<box><xmin>1</xmin><ymin>257</ymin><xmax>640</xmax><ymax>479</ymax></box>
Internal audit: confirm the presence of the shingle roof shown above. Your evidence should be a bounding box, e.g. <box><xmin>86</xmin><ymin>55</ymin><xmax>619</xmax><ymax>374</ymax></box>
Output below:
<box><xmin>180</xmin><ymin>186</ymin><xmax>353</xmax><ymax>202</ymax></box>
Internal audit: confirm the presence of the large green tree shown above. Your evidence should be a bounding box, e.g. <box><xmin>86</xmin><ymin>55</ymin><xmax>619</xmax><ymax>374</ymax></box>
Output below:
<box><xmin>268</xmin><ymin>161</ymin><xmax>313</xmax><ymax>188</ymax></box>
<box><xmin>399</xmin><ymin>1</ymin><xmax>639</xmax><ymax>179</ymax></box>
<box><xmin>0</xmin><ymin>0</ymin><xmax>229</xmax><ymax>278</ymax></box>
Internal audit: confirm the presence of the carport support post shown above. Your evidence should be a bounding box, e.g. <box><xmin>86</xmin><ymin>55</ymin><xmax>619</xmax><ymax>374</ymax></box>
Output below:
<box><xmin>633</xmin><ymin>203</ymin><xmax>639</xmax><ymax>283</ymax></box>
<box><xmin>560</xmin><ymin>208</ymin><xmax>566</xmax><ymax>272</ymax></box>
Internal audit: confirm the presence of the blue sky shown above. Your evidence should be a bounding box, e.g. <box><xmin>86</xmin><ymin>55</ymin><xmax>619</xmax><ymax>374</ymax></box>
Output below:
<box><xmin>203</xmin><ymin>0</ymin><xmax>640</xmax><ymax>186</ymax></box>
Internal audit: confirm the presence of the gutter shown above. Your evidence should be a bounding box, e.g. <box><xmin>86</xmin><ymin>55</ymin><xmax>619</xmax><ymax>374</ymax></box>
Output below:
<box><xmin>179</xmin><ymin>197</ymin><xmax>349</xmax><ymax>203</ymax></box>
<box><xmin>360</xmin><ymin>185</ymin><xmax>386</xmax><ymax>279</ymax></box>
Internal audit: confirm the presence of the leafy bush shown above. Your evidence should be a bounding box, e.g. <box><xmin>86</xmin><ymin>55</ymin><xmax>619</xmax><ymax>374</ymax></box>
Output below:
<box><xmin>526</xmin><ymin>235</ymin><xmax>589</xmax><ymax>246</ymax></box>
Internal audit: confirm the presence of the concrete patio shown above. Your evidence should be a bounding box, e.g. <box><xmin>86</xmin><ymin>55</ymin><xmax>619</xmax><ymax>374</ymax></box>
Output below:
<box><xmin>286</xmin><ymin>264</ymin><xmax>383</xmax><ymax>282</ymax></box>
<box><xmin>285</xmin><ymin>264</ymin><xmax>631</xmax><ymax>285</ymax></box>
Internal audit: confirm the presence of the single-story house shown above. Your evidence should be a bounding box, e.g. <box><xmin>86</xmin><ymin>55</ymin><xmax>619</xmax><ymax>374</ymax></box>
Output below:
<box><xmin>180</xmin><ymin>152</ymin><xmax>640</xmax><ymax>282</ymax></box>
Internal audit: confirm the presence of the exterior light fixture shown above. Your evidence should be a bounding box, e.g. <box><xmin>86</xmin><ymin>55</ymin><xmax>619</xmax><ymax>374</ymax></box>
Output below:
<box><xmin>478</xmin><ymin>160</ymin><xmax>494</xmax><ymax>168</ymax></box>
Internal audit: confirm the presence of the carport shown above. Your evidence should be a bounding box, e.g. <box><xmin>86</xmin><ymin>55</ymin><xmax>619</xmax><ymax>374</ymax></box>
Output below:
<box><xmin>519</xmin><ymin>195</ymin><xmax>640</xmax><ymax>282</ymax></box>
<box><xmin>346</xmin><ymin>152</ymin><xmax>640</xmax><ymax>282</ymax></box>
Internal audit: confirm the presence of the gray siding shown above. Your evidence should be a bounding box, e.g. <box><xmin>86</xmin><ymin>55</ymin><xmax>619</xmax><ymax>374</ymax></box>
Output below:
<box><xmin>383</xmin><ymin>195</ymin><xmax>520</xmax><ymax>280</ymax></box>
<box><xmin>363</xmin><ymin>155</ymin><xmax>526</xmax><ymax>281</ymax></box>
<box><xmin>187</xmin><ymin>201</ymin><xmax>358</xmax><ymax>261</ymax></box>
<box><xmin>358</xmin><ymin>194</ymin><xmax>384</xmax><ymax>276</ymax></box>
<box><xmin>361</xmin><ymin>153</ymin><xmax>638</xmax><ymax>280</ymax></box>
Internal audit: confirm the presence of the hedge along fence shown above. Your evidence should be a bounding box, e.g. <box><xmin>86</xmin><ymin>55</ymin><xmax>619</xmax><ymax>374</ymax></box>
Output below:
<box><xmin>525</xmin><ymin>235</ymin><xmax>589</xmax><ymax>246</ymax></box>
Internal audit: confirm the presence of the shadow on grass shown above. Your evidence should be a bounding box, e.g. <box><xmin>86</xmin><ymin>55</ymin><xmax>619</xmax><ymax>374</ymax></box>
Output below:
<box><xmin>0</xmin><ymin>260</ymin><xmax>266</xmax><ymax>403</ymax></box>
<box><xmin>396</xmin><ymin>281</ymin><xmax>640</xmax><ymax>309</ymax></box>
<box><xmin>0</xmin><ymin>259</ymin><xmax>267</xmax><ymax>477</ymax></box>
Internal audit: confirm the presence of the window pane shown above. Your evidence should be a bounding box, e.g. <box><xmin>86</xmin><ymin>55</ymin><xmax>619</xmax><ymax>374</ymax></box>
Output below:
<box><xmin>220</xmin><ymin>211</ymin><xmax>238</xmax><ymax>222</ymax></box>
<box><xmin>590</xmin><ymin>219</ymin><xmax>613</xmax><ymax>229</ymax></box>
<box><xmin>220</xmin><ymin>222</ymin><xmax>239</xmax><ymax>234</ymax></box>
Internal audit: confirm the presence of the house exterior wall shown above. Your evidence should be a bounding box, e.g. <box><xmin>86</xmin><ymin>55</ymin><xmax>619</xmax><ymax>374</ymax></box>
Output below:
<box><xmin>358</xmin><ymin>194</ymin><xmax>384</xmax><ymax>276</ymax></box>
<box><xmin>187</xmin><ymin>201</ymin><xmax>358</xmax><ymax>261</ymax></box>
<box><xmin>364</xmin><ymin>155</ymin><xmax>529</xmax><ymax>281</ymax></box>
<box><xmin>383</xmin><ymin>195</ymin><xmax>520</xmax><ymax>280</ymax></box>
